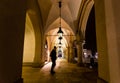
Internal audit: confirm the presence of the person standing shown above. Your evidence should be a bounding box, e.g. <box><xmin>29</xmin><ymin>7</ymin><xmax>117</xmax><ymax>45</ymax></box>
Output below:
<box><xmin>50</xmin><ymin>46</ymin><xmax>57</xmax><ymax>74</ymax></box>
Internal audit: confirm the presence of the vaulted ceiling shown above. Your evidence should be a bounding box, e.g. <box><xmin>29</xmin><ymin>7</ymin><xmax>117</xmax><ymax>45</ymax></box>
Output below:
<box><xmin>26</xmin><ymin>0</ymin><xmax>94</xmax><ymax>49</ymax></box>
<box><xmin>37</xmin><ymin>0</ymin><xmax>82</xmax><ymax>34</ymax></box>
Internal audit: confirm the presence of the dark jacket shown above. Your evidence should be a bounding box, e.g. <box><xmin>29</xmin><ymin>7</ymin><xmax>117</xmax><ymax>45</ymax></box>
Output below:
<box><xmin>50</xmin><ymin>49</ymin><xmax>57</xmax><ymax>61</ymax></box>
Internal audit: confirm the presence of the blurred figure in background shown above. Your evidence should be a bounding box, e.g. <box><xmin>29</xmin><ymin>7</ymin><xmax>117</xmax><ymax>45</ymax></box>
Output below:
<box><xmin>50</xmin><ymin>46</ymin><xmax>57</xmax><ymax>74</ymax></box>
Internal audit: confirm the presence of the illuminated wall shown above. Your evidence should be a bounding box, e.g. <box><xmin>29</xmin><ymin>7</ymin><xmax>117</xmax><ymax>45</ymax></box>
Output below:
<box><xmin>23</xmin><ymin>14</ymin><xmax>35</xmax><ymax>62</ymax></box>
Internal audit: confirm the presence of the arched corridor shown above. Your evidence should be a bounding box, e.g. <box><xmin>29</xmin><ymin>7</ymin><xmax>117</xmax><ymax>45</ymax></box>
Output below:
<box><xmin>1</xmin><ymin>0</ymin><xmax>120</xmax><ymax>83</ymax></box>
<box><xmin>22</xmin><ymin>58</ymin><xmax>105</xmax><ymax>83</ymax></box>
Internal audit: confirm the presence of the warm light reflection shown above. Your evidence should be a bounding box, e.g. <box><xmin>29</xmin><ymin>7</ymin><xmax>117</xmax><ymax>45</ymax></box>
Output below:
<box><xmin>23</xmin><ymin>14</ymin><xmax>35</xmax><ymax>62</ymax></box>
<box><xmin>47</xmin><ymin>50</ymin><xmax>50</xmax><ymax>61</ymax></box>
<box><xmin>42</xmin><ymin>58</ymin><xmax>62</xmax><ymax>71</ymax></box>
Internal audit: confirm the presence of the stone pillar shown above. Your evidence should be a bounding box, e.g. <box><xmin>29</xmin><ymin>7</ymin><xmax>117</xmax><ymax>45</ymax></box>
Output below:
<box><xmin>76</xmin><ymin>41</ymin><xmax>83</xmax><ymax>66</ymax></box>
<box><xmin>76</xmin><ymin>31</ymin><xmax>84</xmax><ymax>66</ymax></box>
<box><xmin>68</xmin><ymin>37</ymin><xmax>75</xmax><ymax>63</ymax></box>
<box><xmin>32</xmin><ymin>32</ymin><xmax>44</xmax><ymax>68</ymax></box>
<box><xmin>69</xmin><ymin>45</ymin><xmax>74</xmax><ymax>62</ymax></box>
<box><xmin>0</xmin><ymin>0</ymin><xmax>26</xmax><ymax>82</ymax></box>
<box><xmin>94</xmin><ymin>0</ymin><xmax>109</xmax><ymax>82</ymax></box>
<box><xmin>104</xmin><ymin>0</ymin><xmax>120</xmax><ymax>83</ymax></box>
<box><xmin>27</xmin><ymin>0</ymin><xmax>44</xmax><ymax>68</ymax></box>
<box><xmin>67</xmin><ymin>46</ymin><xmax>70</xmax><ymax>62</ymax></box>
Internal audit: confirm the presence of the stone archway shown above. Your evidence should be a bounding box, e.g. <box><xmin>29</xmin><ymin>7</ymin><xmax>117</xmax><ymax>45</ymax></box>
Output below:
<box><xmin>23</xmin><ymin>13</ymin><xmax>35</xmax><ymax>64</ymax></box>
<box><xmin>23</xmin><ymin>0</ymin><xmax>44</xmax><ymax>67</ymax></box>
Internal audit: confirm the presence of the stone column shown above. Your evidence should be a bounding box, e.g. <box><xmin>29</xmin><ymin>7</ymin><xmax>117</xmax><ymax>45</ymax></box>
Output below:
<box><xmin>68</xmin><ymin>37</ymin><xmax>75</xmax><ymax>63</ymax></box>
<box><xmin>27</xmin><ymin>0</ymin><xmax>44</xmax><ymax>68</ymax></box>
<box><xmin>93</xmin><ymin>0</ymin><xmax>120</xmax><ymax>82</ymax></box>
<box><xmin>67</xmin><ymin>46</ymin><xmax>70</xmax><ymax>62</ymax></box>
<box><xmin>0</xmin><ymin>0</ymin><xmax>26</xmax><ymax>82</ymax></box>
<box><xmin>76</xmin><ymin>31</ymin><xmax>84</xmax><ymax>66</ymax></box>
<box><xmin>95</xmin><ymin>0</ymin><xmax>109</xmax><ymax>82</ymax></box>
<box><xmin>76</xmin><ymin>41</ymin><xmax>83</xmax><ymax>66</ymax></box>
<box><xmin>32</xmin><ymin>32</ymin><xmax>44</xmax><ymax>68</ymax></box>
<box><xmin>69</xmin><ymin>45</ymin><xmax>74</xmax><ymax>62</ymax></box>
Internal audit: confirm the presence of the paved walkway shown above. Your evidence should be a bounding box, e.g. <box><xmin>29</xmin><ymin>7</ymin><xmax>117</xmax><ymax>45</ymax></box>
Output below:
<box><xmin>22</xmin><ymin>58</ymin><xmax>106</xmax><ymax>83</ymax></box>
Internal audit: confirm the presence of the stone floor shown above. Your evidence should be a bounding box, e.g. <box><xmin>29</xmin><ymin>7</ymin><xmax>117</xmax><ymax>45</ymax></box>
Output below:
<box><xmin>22</xmin><ymin>58</ymin><xmax>107</xmax><ymax>83</ymax></box>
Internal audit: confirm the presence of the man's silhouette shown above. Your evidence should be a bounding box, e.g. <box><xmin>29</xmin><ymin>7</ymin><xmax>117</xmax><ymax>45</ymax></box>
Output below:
<box><xmin>50</xmin><ymin>46</ymin><xmax>57</xmax><ymax>74</ymax></box>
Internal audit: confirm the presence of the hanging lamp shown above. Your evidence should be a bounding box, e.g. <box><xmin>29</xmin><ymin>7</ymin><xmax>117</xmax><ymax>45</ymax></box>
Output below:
<box><xmin>57</xmin><ymin>1</ymin><xmax>63</xmax><ymax>37</ymax></box>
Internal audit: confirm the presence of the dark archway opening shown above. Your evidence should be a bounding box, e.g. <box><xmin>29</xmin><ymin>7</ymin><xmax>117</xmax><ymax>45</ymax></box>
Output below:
<box><xmin>84</xmin><ymin>5</ymin><xmax>98</xmax><ymax>68</ymax></box>
<box><xmin>85</xmin><ymin>5</ymin><xmax>97</xmax><ymax>56</ymax></box>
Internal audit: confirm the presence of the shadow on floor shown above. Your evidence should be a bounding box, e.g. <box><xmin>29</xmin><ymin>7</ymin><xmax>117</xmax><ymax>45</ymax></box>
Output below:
<box><xmin>22</xmin><ymin>58</ymin><xmax>107</xmax><ymax>83</ymax></box>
